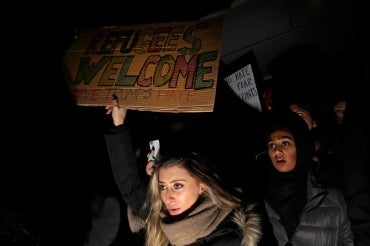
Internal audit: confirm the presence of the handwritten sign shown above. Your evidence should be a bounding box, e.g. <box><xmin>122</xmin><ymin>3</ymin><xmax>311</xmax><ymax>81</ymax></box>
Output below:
<box><xmin>224</xmin><ymin>64</ymin><xmax>262</xmax><ymax>112</ymax></box>
<box><xmin>63</xmin><ymin>17</ymin><xmax>223</xmax><ymax>112</ymax></box>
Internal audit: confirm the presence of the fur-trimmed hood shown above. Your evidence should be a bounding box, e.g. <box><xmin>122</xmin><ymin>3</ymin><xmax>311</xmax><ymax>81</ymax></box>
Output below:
<box><xmin>231</xmin><ymin>204</ymin><xmax>262</xmax><ymax>246</ymax></box>
<box><xmin>194</xmin><ymin>203</ymin><xmax>262</xmax><ymax>246</ymax></box>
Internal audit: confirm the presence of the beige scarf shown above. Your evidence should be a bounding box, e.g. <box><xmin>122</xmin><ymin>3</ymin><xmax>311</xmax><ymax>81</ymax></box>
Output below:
<box><xmin>160</xmin><ymin>197</ymin><xmax>232</xmax><ymax>246</ymax></box>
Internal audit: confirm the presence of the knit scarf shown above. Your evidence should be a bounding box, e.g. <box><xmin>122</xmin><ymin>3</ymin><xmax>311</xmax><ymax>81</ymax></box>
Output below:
<box><xmin>160</xmin><ymin>196</ymin><xmax>232</xmax><ymax>246</ymax></box>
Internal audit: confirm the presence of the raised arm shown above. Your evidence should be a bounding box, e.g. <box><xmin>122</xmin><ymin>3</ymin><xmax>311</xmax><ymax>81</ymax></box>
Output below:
<box><xmin>104</xmin><ymin>95</ymin><xmax>148</xmax><ymax>219</ymax></box>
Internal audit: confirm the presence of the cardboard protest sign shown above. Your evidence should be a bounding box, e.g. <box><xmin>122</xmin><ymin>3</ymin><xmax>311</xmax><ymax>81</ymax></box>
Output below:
<box><xmin>223</xmin><ymin>50</ymin><xmax>264</xmax><ymax>113</ymax></box>
<box><xmin>63</xmin><ymin>17</ymin><xmax>223</xmax><ymax>112</ymax></box>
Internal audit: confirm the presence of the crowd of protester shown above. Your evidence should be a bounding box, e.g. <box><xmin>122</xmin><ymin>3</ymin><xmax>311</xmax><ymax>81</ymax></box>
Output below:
<box><xmin>3</xmin><ymin>40</ymin><xmax>369</xmax><ymax>245</ymax></box>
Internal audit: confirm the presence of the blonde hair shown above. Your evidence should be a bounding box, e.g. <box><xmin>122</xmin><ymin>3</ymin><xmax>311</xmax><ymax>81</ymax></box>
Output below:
<box><xmin>144</xmin><ymin>152</ymin><xmax>242</xmax><ymax>246</ymax></box>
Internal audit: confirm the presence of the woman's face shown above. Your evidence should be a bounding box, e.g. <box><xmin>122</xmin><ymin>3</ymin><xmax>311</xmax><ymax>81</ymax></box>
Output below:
<box><xmin>267</xmin><ymin>129</ymin><xmax>297</xmax><ymax>172</ymax></box>
<box><xmin>159</xmin><ymin>165</ymin><xmax>205</xmax><ymax>216</ymax></box>
<box><xmin>289</xmin><ymin>104</ymin><xmax>316</xmax><ymax>130</ymax></box>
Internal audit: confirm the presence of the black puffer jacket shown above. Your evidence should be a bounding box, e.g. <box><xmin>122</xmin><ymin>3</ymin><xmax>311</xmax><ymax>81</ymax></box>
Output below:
<box><xmin>265</xmin><ymin>172</ymin><xmax>354</xmax><ymax>246</ymax></box>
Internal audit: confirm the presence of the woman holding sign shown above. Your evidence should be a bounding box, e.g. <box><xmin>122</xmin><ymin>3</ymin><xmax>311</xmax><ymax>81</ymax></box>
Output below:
<box><xmin>104</xmin><ymin>95</ymin><xmax>262</xmax><ymax>246</ymax></box>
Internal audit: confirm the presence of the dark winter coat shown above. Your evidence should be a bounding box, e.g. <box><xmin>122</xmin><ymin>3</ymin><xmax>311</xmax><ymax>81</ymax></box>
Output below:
<box><xmin>265</xmin><ymin>173</ymin><xmax>354</xmax><ymax>246</ymax></box>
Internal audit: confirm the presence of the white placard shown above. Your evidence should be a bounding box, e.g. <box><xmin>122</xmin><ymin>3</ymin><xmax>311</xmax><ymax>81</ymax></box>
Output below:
<box><xmin>224</xmin><ymin>64</ymin><xmax>262</xmax><ymax>112</ymax></box>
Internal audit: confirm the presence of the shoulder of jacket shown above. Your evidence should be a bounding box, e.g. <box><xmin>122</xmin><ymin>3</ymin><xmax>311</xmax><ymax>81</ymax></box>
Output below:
<box><xmin>324</xmin><ymin>187</ymin><xmax>347</xmax><ymax>205</ymax></box>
